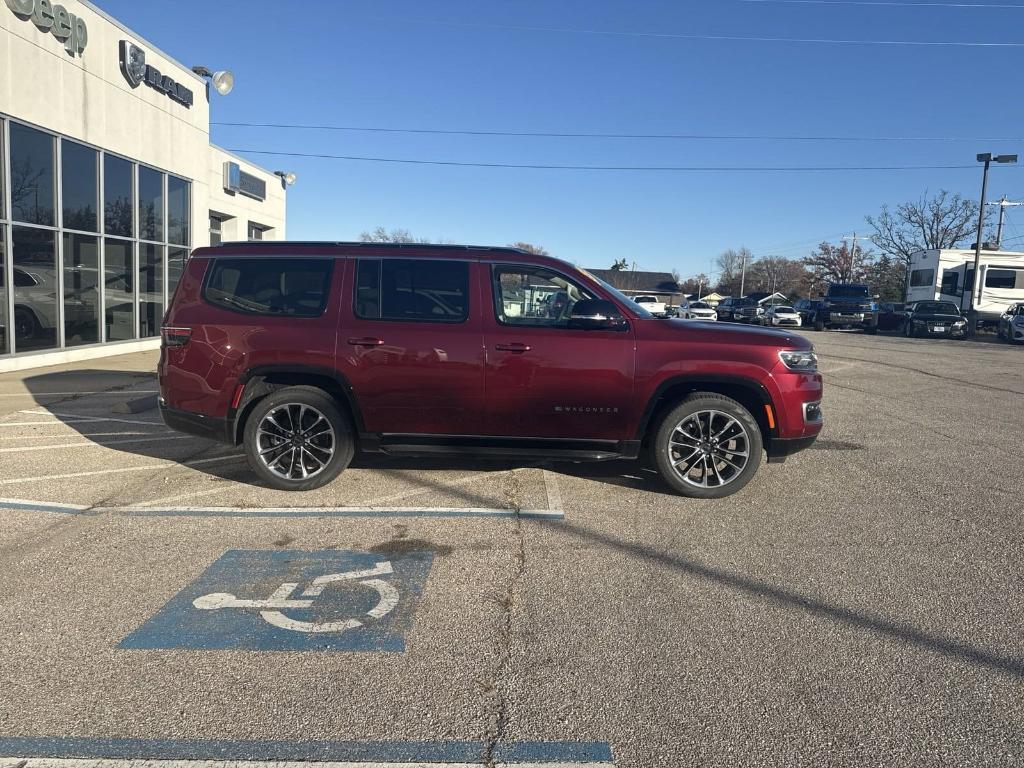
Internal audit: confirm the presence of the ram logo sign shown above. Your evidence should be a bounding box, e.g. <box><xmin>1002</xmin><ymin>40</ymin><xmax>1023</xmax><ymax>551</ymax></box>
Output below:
<box><xmin>119</xmin><ymin>41</ymin><xmax>194</xmax><ymax>108</ymax></box>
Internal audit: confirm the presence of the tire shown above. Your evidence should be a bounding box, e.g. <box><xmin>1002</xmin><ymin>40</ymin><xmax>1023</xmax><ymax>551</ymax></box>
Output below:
<box><xmin>904</xmin><ymin>322</ymin><xmax>914</xmax><ymax>338</ymax></box>
<box><xmin>14</xmin><ymin>307</ymin><xmax>39</xmax><ymax>341</ymax></box>
<box><xmin>813</xmin><ymin>316</ymin><xmax>825</xmax><ymax>332</ymax></box>
<box><xmin>243</xmin><ymin>386</ymin><xmax>354</xmax><ymax>491</ymax></box>
<box><xmin>652</xmin><ymin>393</ymin><xmax>764</xmax><ymax>499</ymax></box>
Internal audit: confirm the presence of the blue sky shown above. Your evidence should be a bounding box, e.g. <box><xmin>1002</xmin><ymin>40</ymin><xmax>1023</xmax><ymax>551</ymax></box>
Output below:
<box><xmin>100</xmin><ymin>0</ymin><xmax>1024</xmax><ymax>278</ymax></box>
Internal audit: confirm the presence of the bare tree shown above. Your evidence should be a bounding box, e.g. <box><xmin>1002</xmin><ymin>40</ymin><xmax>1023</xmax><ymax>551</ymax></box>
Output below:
<box><xmin>359</xmin><ymin>227</ymin><xmax>428</xmax><ymax>244</ymax></box>
<box><xmin>804</xmin><ymin>241</ymin><xmax>873</xmax><ymax>288</ymax></box>
<box><xmin>715</xmin><ymin>247</ymin><xmax>750</xmax><ymax>296</ymax></box>
<box><xmin>746</xmin><ymin>255</ymin><xmax>810</xmax><ymax>298</ymax></box>
<box><xmin>865</xmin><ymin>190</ymin><xmax>989</xmax><ymax>269</ymax></box>
<box><xmin>509</xmin><ymin>241</ymin><xmax>549</xmax><ymax>255</ymax></box>
<box><xmin>610</xmin><ymin>258</ymin><xmax>629</xmax><ymax>271</ymax></box>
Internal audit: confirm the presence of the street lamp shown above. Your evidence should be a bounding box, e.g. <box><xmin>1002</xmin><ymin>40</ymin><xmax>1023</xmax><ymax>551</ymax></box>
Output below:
<box><xmin>191</xmin><ymin>65</ymin><xmax>234</xmax><ymax>96</ymax></box>
<box><xmin>967</xmin><ymin>153</ymin><xmax>1017</xmax><ymax>328</ymax></box>
<box><xmin>274</xmin><ymin>170</ymin><xmax>297</xmax><ymax>189</ymax></box>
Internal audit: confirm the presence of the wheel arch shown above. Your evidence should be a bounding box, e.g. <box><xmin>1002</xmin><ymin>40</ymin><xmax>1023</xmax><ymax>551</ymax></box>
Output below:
<box><xmin>231</xmin><ymin>365</ymin><xmax>364</xmax><ymax>445</ymax></box>
<box><xmin>637</xmin><ymin>374</ymin><xmax>777</xmax><ymax>449</ymax></box>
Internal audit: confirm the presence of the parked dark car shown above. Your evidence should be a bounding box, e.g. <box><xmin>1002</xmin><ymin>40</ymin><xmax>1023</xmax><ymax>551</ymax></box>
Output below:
<box><xmin>794</xmin><ymin>298</ymin><xmax>823</xmax><ymax>326</ymax></box>
<box><xmin>997</xmin><ymin>302</ymin><xmax>1024</xmax><ymax>344</ymax></box>
<box><xmin>716</xmin><ymin>297</ymin><xmax>762</xmax><ymax>323</ymax></box>
<box><xmin>159</xmin><ymin>242</ymin><xmax>823</xmax><ymax>499</ymax></box>
<box><xmin>878</xmin><ymin>302</ymin><xmax>909</xmax><ymax>331</ymax></box>
<box><xmin>903</xmin><ymin>301</ymin><xmax>968</xmax><ymax>339</ymax></box>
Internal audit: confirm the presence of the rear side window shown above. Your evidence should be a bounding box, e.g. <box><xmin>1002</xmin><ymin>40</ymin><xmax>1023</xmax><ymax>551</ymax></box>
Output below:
<box><xmin>203</xmin><ymin>258</ymin><xmax>333</xmax><ymax>317</ymax></box>
<box><xmin>355</xmin><ymin>258</ymin><xmax>469</xmax><ymax>323</ymax></box>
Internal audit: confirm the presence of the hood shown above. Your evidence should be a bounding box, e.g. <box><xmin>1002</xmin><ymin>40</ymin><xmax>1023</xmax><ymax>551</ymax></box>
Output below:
<box><xmin>663</xmin><ymin>318</ymin><xmax>810</xmax><ymax>348</ymax></box>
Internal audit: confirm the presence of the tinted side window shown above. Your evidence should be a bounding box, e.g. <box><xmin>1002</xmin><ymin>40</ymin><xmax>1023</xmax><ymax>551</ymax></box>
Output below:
<box><xmin>355</xmin><ymin>259</ymin><xmax>469</xmax><ymax>323</ymax></box>
<box><xmin>910</xmin><ymin>269</ymin><xmax>934</xmax><ymax>287</ymax></box>
<box><xmin>204</xmin><ymin>258</ymin><xmax>333</xmax><ymax>317</ymax></box>
<box><xmin>940</xmin><ymin>269</ymin><xmax>960</xmax><ymax>295</ymax></box>
<box><xmin>986</xmin><ymin>268</ymin><xmax>1022</xmax><ymax>289</ymax></box>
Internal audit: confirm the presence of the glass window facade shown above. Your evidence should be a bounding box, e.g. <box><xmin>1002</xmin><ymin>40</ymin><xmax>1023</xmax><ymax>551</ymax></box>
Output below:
<box><xmin>0</xmin><ymin>117</ymin><xmax>192</xmax><ymax>358</ymax></box>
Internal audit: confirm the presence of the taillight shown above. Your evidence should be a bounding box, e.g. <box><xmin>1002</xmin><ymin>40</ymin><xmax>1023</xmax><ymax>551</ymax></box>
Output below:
<box><xmin>161</xmin><ymin>326</ymin><xmax>191</xmax><ymax>348</ymax></box>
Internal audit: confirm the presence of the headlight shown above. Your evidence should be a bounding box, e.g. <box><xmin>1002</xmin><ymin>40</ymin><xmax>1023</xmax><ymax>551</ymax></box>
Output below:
<box><xmin>953</xmin><ymin>319</ymin><xmax>967</xmax><ymax>326</ymax></box>
<box><xmin>778</xmin><ymin>349</ymin><xmax>818</xmax><ymax>372</ymax></box>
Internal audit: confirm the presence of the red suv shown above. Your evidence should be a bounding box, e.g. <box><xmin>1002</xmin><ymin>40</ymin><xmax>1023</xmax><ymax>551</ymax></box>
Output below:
<box><xmin>159</xmin><ymin>243</ymin><xmax>822</xmax><ymax>498</ymax></box>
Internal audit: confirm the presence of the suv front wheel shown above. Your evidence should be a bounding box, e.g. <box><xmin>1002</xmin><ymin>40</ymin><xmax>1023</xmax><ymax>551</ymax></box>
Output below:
<box><xmin>243</xmin><ymin>386</ymin><xmax>354</xmax><ymax>491</ymax></box>
<box><xmin>653</xmin><ymin>393</ymin><xmax>764</xmax><ymax>499</ymax></box>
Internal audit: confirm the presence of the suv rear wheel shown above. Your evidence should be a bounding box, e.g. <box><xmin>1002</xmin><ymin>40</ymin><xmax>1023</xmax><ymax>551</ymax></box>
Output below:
<box><xmin>243</xmin><ymin>386</ymin><xmax>354</xmax><ymax>491</ymax></box>
<box><xmin>653</xmin><ymin>393</ymin><xmax>764</xmax><ymax>499</ymax></box>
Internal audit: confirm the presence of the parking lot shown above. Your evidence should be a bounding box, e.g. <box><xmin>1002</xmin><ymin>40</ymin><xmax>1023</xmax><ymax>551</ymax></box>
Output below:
<box><xmin>0</xmin><ymin>332</ymin><xmax>1021</xmax><ymax>767</ymax></box>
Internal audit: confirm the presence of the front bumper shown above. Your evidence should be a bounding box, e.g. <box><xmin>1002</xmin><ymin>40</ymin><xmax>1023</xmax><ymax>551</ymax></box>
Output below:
<box><xmin>766</xmin><ymin>434</ymin><xmax>818</xmax><ymax>463</ymax></box>
<box><xmin>772</xmin><ymin>317</ymin><xmax>801</xmax><ymax>327</ymax></box>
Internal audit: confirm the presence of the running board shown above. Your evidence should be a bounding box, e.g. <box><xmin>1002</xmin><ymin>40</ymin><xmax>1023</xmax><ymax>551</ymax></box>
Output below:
<box><xmin>361</xmin><ymin>434</ymin><xmax>640</xmax><ymax>462</ymax></box>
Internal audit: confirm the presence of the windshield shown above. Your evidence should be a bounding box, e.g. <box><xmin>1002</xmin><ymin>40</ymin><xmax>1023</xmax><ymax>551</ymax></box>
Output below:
<box><xmin>772</xmin><ymin>306</ymin><xmax>795</xmax><ymax>312</ymax></box>
<box><xmin>579</xmin><ymin>269</ymin><xmax>654</xmax><ymax>317</ymax></box>
<box><xmin>828</xmin><ymin>285</ymin><xmax>871</xmax><ymax>298</ymax></box>
<box><xmin>690</xmin><ymin>302</ymin><xmax>711</xmax><ymax>309</ymax></box>
<box><xmin>635</xmin><ymin>296</ymin><xmax>657</xmax><ymax>303</ymax></box>
<box><xmin>915</xmin><ymin>301</ymin><xmax>960</xmax><ymax>315</ymax></box>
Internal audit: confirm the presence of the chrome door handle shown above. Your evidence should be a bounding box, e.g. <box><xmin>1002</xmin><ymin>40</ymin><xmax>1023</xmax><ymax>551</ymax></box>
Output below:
<box><xmin>494</xmin><ymin>342</ymin><xmax>531</xmax><ymax>353</ymax></box>
<box><xmin>348</xmin><ymin>337</ymin><xmax>383</xmax><ymax>347</ymax></box>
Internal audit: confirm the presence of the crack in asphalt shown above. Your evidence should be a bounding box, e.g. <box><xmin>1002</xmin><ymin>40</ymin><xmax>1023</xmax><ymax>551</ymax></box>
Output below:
<box><xmin>480</xmin><ymin>470</ymin><xmax>527</xmax><ymax>768</ymax></box>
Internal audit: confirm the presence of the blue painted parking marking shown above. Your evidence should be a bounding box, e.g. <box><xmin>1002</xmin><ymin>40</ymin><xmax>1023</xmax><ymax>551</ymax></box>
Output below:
<box><xmin>119</xmin><ymin>549</ymin><xmax>433</xmax><ymax>652</ymax></box>
<box><xmin>0</xmin><ymin>736</ymin><xmax>614</xmax><ymax>764</ymax></box>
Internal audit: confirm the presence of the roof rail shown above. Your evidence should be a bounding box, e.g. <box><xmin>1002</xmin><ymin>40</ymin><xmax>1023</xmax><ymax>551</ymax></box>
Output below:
<box><xmin>214</xmin><ymin>240</ymin><xmax>531</xmax><ymax>254</ymax></box>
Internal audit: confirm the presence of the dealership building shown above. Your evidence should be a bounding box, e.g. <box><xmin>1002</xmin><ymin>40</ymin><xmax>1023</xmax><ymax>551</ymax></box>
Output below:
<box><xmin>0</xmin><ymin>0</ymin><xmax>287</xmax><ymax>371</ymax></box>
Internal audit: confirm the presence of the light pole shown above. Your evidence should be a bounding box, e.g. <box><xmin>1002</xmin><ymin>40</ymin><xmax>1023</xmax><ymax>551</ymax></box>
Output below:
<box><xmin>968</xmin><ymin>153</ymin><xmax>1017</xmax><ymax>330</ymax></box>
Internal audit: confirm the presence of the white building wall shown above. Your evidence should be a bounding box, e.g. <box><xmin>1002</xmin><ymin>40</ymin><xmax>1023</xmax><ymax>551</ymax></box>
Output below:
<box><xmin>0</xmin><ymin>0</ymin><xmax>286</xmax><ymax>371</ymax></box>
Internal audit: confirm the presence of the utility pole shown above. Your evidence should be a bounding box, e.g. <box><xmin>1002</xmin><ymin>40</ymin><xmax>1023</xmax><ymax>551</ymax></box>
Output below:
<box><xmin>842</xmin><ymin>233</ymin><xmax>859</xmax><ymax>282</ymax></box>
<box><xmin>739</xmin><ymin>251</ymin><xmax>747</xmax><ymax>297</ymax></box>
<box><xmin>987</xmin><ymin>195</ymin><xmax>1023</xmax><ymax>249</ymax></box>
<box><xmin>968</xmin><ymin>154</ymin><xmax>1016</xmax><ymax>331</ymax></box>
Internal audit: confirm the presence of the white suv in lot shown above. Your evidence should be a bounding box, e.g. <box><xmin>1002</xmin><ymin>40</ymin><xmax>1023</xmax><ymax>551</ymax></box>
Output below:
<box><xmin>680</xmin><ymin>300</ymin><xmax>718</xmax><ymax>321</ymax></box>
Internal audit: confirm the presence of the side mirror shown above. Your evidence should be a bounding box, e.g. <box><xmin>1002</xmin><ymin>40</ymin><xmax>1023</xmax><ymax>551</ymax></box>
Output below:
<box><xmin>568</xmin><ymin>299</ymin><xmax>629</xmax><ymax>331</ymax></box>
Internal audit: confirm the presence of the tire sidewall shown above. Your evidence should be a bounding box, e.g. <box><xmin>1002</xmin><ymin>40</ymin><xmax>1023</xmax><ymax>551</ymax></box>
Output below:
<box><xmin>243</xmin><ymin>387</ymin><xmax>354</xmax><ymax>491</ymax></box>
<box><xmin>653</xmin><ymin>395</ymin><xmax>764</xmax><ymax>499</ymax></box>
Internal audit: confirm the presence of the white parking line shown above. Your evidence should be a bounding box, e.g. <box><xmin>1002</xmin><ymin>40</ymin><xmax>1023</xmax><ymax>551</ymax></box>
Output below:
<box><xmin>542</xmin><ymin>469</ymin><xmax>564</xmax><ymax>513</ymax></box>
<box><xmin>0</xmin><ymin>454</ymin><xmax>244</xmax><ymax>485</ymax></box>
<box><xmin>0</xmin><ymin>759</ymin><xmax>614</xmax><ymax>768</ymax></box>
<box><xmin>0</xmin><ymin>431</ymin><xmax>157</xmax><ymax>441</ymax></box>
<box><xmin>19</xmin><ymin>410</ymin><xmax>164</xmax><ymax>427</ymax></box>
<box><xmin>0</xmin><ymin>434</ymin><xmax>192</xmax><ymax>454</ymax></box>
<box><xmin>0</xmin><ymin>390</ymin><xmax>158</xmax><ymax>396</ymax></box>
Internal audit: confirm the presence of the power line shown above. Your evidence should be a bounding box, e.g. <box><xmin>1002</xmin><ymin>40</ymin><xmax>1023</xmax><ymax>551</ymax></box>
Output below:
<box><xmin>741</xmin><ymin>1</ymin><xmax>1024</xmax><ymax>7</ymax></box>
<box><xmin>388</xmin><ymin>16</ymin><xmax>1024</xmax><ymax>46</ymax></box>
<box><xmin>212</xmin><ymin>121</ymin><xmax>1024</xmax><ymax>143</ymax></box>
<box><xmin>227</xmin><ymin>148</ymin><xmax>1015</xmax><ymax>173</ymax></box>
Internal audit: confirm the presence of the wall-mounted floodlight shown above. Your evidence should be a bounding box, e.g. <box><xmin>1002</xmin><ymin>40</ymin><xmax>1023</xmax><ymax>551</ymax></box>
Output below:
<box><xmin>274</xmin><ymin>170</ymin><xmax>297</xmax><ymax>188</ymax></box>
<box><xmin>192</xmin><ymin>65</ymin><xmax>234</xmax><ymax>95</ymax></box>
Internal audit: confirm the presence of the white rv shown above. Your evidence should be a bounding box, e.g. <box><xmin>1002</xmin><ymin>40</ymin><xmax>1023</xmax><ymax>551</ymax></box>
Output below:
<box><xmin>905</xmin><ymin>248</ymin><xmax>1024</xmax><ymax>327</ymax></box>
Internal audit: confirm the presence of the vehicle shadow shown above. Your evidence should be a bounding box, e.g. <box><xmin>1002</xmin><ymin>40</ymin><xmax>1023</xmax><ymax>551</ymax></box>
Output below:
<box><xmin>21</xmin><ymin>369</ymin><xmax>678</xmax><ymax>495</ymax></box>
<box><xmin>358</xmin><ymin>467</ymin><xmax>1024</xmax><ymax>680</ymax></box>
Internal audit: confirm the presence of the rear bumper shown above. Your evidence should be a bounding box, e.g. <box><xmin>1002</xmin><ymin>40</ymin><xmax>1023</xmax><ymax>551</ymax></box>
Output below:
<box><xmin>160</xmin><ymin>404</ymin><xmax>234</xmax><ymax>444</ymax></box>
<box><xmin>766</xmin><ymin>433</ymin><xmax>818</xmax><ymax>463</ymax></box>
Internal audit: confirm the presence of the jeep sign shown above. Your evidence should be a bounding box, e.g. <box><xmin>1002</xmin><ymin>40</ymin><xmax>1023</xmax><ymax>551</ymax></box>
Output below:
<box><xmin>119</xmin><ymin>40</ymin><xmax>194</xmax><ymax>108</ymax></box>
<box><xmin>5</xmin><ymin>0</ymin><xmax>88</xmax><ymax>57</ymax></box>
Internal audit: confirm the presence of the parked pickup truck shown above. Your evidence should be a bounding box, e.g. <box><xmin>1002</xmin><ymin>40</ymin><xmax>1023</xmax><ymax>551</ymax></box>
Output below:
<box><xmin>633</xmin><ymin>295</ymin><xmax>668</xmax><ymax>317</ymax></box>
<box><xmin>811</xmin><ymin>283</ymin><xmax>879</xmax><ymax>334</ymax></box>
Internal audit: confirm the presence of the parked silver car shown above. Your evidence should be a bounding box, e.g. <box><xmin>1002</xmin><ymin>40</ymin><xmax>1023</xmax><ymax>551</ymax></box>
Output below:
<box><xmin>763</xmin><ymin>305</ymin><xmax>802</xmax><ymax>327</ymax></box>
<box><xmin>997</xmin><ymin>302</ymin><xmax>1024</xmax><ymax>344</ymax></box>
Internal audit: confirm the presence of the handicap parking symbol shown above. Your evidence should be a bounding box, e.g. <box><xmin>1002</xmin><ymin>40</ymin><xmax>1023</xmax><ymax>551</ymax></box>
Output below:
<box><xmin>120</xmin><ymin>550</ymin><xmax>433</xmax><ymax>652</ymax></box>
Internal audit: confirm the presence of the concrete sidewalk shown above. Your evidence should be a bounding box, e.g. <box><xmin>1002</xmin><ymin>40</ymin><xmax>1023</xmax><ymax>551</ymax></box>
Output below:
<box><xmin>0</xmin><ymin>350</ymin><xmax>159</xmax><ymax>418</ymax></box>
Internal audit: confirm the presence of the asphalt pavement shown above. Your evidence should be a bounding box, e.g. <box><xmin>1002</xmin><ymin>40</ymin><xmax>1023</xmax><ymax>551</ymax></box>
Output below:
<box><xmin>0</xmin><ymin>332</ymin><xmax>1021</xmax><ymax>767</ymax></box>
